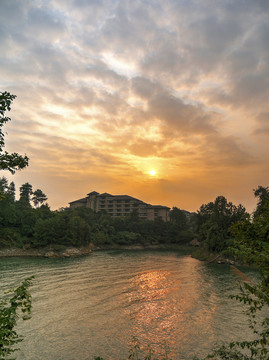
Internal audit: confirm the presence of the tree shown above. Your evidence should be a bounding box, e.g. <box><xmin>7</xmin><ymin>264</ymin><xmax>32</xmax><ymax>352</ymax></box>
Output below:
<box><xmin>169</xmin><ymin>207</ymin><xmax>188</xmax><ymax>230</ymax></box>
<box><xmin>196</xmin><ymin>187</ymin><xmax>269</xmax><ymax>360</ymax></box>
<box><xmin>196</xmin><ymin>196</ymin><xmax>247</xmax><ymax>252</ymax></box>
<box><xmin>32</xmin><ymin>189</ymin><xmax>47</xmax><ymax>208</ymax></box>
<box><xmin>33</xmin><ymin>213</ymin><xmax>67</xmax><ymax>247</ymax></box>
<box><xmin>253</xmin><ymin>185</ymin><xmax>269</xmax><ymax>218</ymax></box>
<box><xmin>66</xmin><ymin>214</ymin><xmax>91</xmax><ymax>246</ymax></box>
<box><xmin>0</xmin><ymin>177</ymin><xmax>8</xmax><ymax>193</ymax></box>
<box><xmin>0</xmin><ymin>92</ymin><xmax>28</xmax><ymax>174</ymax></box>
<box><xmin>19</xmin><ymin>182</ymin><xmax>33</xmax><ymax>207</ymax></box>
<box><xmin>231</xmin><ymin>186</ymin><xmax>269</xmax><ymax>284</ymax></box>
<box><xmin>0</xmin><ymin>276</ymin><xmax>34</xmax><ymax>360</ymax></box>
<box><xmin>7</xmin><ymin>181</ymin><xmax>16</xmax><ymax>201</ymax></box>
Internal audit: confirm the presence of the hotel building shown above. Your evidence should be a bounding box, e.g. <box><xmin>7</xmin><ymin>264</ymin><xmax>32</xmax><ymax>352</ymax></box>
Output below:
<box><xmin>69</xmin><ymin>191</ymin><xmax>170</xmax><ymax>221</ymax></box>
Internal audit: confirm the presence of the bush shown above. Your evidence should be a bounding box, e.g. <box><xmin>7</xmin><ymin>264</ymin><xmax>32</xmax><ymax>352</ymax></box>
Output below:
<box><xmin>0</xmin><ymin>276</ymin><xmax>34</xmax><ymax>359</ymax></box>
<box><xmin>91</xmin><ymin>231</ymin><xmax>112</xmax><ymax>246</ymax></box>
<box><xmin>115</xmin><ymin>231</ymin><xmax>142</xmax><ymax>245</ymax></box>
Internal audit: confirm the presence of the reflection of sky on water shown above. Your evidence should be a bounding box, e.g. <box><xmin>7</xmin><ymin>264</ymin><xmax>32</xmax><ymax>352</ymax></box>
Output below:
<box><xmin>125</xmin><ymin>256</ymin><xmax>218</xmax><ymax>359</ymax></box>
<box><xmin>1</xmin><ymin>252</ymin><xmax>254</xmax><ymax>360</ymax></box>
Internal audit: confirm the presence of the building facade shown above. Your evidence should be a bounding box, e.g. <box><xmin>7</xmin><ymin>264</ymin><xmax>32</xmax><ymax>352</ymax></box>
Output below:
<box><xmin>69</xmin><ymin>191</ymin><xmax>170</xmax><ymax>221</ymax></box>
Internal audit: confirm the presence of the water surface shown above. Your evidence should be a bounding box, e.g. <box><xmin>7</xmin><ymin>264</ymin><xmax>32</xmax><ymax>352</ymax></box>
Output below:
<box><xmin>0</xmin><ymin>250</ymin><xmax>257</xmax><ymax>360</ymax></box>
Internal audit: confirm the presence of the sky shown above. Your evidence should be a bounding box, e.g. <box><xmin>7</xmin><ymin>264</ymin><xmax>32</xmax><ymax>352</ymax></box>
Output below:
<box><xmin>1</xmin><ymin>0</ymin><xmax>269</xmax><ymax>213</ymax></box>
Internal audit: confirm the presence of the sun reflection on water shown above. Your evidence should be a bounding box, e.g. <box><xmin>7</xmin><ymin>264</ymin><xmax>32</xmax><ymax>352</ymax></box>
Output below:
<box><xmin>124</xmin><ymin>257</ymin><xmax>218</xmax><ymax>359</ymax></box>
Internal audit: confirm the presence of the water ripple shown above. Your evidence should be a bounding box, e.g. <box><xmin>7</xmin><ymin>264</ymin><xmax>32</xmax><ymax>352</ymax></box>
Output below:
<box><xmin>0</xmin><ymin>251</ymin><xmax>254</xmax><ymax>360</ymax></box>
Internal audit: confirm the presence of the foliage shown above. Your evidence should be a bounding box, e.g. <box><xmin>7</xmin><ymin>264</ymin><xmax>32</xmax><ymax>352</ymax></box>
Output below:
<box><xmin>19</xmin><ymin>183</ymin><xmax>33</xmax><ymax>207</ymax></box>
<box><xmin>231</xmin><ymin>186</ymin><xmax>269</xmax><ymax>281</ymax></box>
<box><xmin>7</xmin><ymin>182</ymin><xmax>15</xmax><ymax>201</ymax></box>
<box><xmin>0</xmin><ymin>178</ymin><xmax>50</xmax><ymax>247</ymax></box>
<box><xmin>169</xmin><ymin>207</ymin><xmax>188</xmax><ymax>231</ymax></box>
<box><xmin>0</xmin><ymin>92</ymin><xmax>29</xmax><ymax>174</ymax></box>
<box><xmin>196</xmin><ymin>196</ymin><xmax>247</xmax><ymax>252</ymax></box>
<box><xmin>253</xmin><ymin>185</ymin><xmax>269</xmax><ymax>219</ymax></box>
<box><xmin>33</xmin><ymin>213</ymin><xmax>67</xmax><ymax>247</ymax></box>
<box><xmin>116</xmin><ymin>231</ymin><xmax>142</xmax><ymax>245</ymax></box>
<box><xmin>0</xmin><ymin>276</ymin><xmax>34</xmax><ymax>360</ymax></box>
<box><xmin>65</xmin><ymin>213</ymin><xmax>91</xmax><ymax>246</ymax></box>
<box><xmin>167</xmin><ymin>207</ymin><xmax>194</xmax><ymax>243</ymax></box>
<box><xmin>32</xmin><ymin>189</ymin><xmax>47</xmax><ymax>208</ymax></box>
<box><xmin>196</xmin><ymin>186</ymin><xmax>269</xmax><ymax>360</ymax></box>
<box><xmin>0</xmin><ymin>177</ymin><xmax>196</xmax><ymax>250</ymax></box>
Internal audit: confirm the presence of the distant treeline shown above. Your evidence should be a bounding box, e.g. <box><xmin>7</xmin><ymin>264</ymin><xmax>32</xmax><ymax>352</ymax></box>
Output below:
<box><xmin>0</xmin><ymin>177</ymin><xmax>194</xmax><ymax>249</ymax></box>
<box><xmin>0</xmin><ymin>176</ymin><xmax>268</xmax><ymax>255</ymax></box>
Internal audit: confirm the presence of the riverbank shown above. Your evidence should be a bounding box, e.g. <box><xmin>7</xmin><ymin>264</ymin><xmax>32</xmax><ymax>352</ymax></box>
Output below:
<box><xmin>0</xmin><ymin>243</ymin><xmax>237</xmax><ymax>265</ymax></box>
<box><xmin>0</xmin><ymin>243</ymin><xmax>195</xmax><ymax>258</ymax></box>
<box><xmin>0</xmin><ymin>245</ymin><xmax>94</xmax><ymax>258</ymax></box>
<box><xmin>191</xmin><ymin>247</ymin><xmax>244</xmax><ymax>266</ymax></box>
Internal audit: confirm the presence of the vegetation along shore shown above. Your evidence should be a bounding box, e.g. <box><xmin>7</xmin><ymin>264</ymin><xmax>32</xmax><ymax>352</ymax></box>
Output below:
<box><xmin>0</xmin><ymin>173</ymin><xmax>268</xmax><ymax>270</ymax></box>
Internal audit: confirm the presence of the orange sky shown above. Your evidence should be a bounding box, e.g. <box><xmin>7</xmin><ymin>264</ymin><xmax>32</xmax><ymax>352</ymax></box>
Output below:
<box><xmin>1</xmin><ymin>0</ymin><xmax>269</xmax><ymax>213</ymax></box>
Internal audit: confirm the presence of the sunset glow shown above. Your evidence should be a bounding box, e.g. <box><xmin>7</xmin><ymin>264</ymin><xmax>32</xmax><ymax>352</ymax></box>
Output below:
<box><xmin>1</xmin><ymin>1</ymin><xmax>268</xmax><ymax>212</ymax></box>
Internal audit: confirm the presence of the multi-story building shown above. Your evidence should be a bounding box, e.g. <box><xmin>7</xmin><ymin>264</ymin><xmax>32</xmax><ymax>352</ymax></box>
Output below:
<box><xmin>69</xmin><ymin>191</ymin><xmax>170</xmax><ymax>221</ymax></box>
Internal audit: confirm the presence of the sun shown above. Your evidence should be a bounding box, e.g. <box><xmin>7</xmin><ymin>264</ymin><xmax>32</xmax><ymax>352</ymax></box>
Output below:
<box><xmin>149</xmin><ymin>169</ymin><xmax>156</xmax><ymax>176</ymax></box>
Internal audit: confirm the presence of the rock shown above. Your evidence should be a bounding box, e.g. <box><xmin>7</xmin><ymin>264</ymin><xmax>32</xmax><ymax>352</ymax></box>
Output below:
<box><xmin>64</xmin><ymin>248</ymin><xmax>81</xmax><ymax>256</ymax></box>
<box><xmin>44</xmin><ymin>251</ymin><xmax>57</xmax><ymax>258</ymax></box>
<box><xmin>61</xmin><ymin>252</ymin><xmax>70</xmax><ymax>257</ymax></box>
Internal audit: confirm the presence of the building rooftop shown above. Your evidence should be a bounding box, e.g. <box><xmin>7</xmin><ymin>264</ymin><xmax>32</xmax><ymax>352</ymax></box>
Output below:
<box><xmin>110</xmin><ymin>194</ymin><xmax>144</xmax><ymax>202</ymax></box>
<box><xmin>69</xmin><ymin>197</ymin><xmax>87</xmax><ymax>205</ymax></box>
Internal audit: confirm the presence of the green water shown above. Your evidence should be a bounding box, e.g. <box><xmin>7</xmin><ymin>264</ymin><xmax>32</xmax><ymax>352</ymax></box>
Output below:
<box><xmin>0</xmin><ymin>250</ymin><xmax>257</xmax><ymax>360</ymax></box>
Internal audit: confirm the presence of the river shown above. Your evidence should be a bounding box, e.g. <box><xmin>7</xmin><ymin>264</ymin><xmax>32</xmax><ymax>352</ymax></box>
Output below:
<box><xmin>0</xmin><ymin>250</ymin><xmax>257</xmax><ymax>360</ymax></box>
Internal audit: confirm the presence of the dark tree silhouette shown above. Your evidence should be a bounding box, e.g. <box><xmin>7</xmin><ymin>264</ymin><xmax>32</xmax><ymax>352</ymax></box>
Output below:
<box><xmin>0</xmin><ymin>91</ymin><xmax>28</xmax><ymax>174</ymax></box>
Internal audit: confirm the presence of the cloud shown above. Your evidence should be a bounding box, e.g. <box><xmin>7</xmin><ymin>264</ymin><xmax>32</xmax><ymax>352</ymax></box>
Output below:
<box><xmin>131</xmin><ymin>76</ymin><xmax>214</xmax><ymax>133</ymax></box>
<box><xmin>254</xmin><ymin>113</ymin><xmax>269</xmax><ymax>135</ymax></box>
<box><xmin>27</xmin><ymin>6</ymin><xmax>66</xmax><ymax>38</ymax></box>
<box><xmin>203</xmin><ymin>134</ymin><xmax>254</xmax><ymax>167</ymax></box>
<box><xmin>1</xmin><ymin>0</ymin><xmax>268</xmax><ymax>211</ymax></box>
